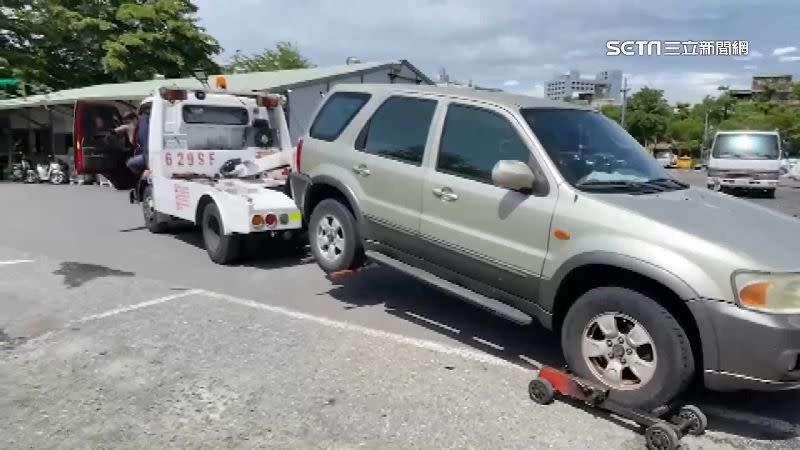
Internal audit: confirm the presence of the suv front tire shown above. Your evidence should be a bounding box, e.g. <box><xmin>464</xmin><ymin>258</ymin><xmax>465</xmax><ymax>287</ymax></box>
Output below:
<box><xmin>561</xmin><ymin>286</ymin><xmax>694</xmax><ymax>409</ymax></box>
<box><xmin>309</xmin><ymin>199</ymin><xmax>365</xmax><ymax>273</ymax></box>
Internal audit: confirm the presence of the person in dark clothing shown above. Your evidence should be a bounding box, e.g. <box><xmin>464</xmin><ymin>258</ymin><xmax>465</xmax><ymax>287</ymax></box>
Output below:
<box><xmin>125</xmin><ymin>102</ymin><xmax>151</xmax><ymax>178</ymax></box>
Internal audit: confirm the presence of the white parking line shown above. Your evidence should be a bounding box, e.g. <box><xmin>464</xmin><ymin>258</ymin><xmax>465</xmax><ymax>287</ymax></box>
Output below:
<box><xmin>73</xmin><ymin>289</ymin><xmax>204</xmax><ymax>324</ymax></box>
<box><xmin>0</xmin><ymin>259</ymin><xmax>33</xmax><ymax>266</ymax></box>
<box><xmin>199</xmin><ymin>289</ymin><xmax>534</xmax><ymax>371</ymax></box>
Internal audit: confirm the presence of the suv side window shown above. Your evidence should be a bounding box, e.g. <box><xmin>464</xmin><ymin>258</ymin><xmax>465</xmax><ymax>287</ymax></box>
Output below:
<box><xmin>356</xmin><ymin>96</ymin><xmax>436</xmax><ymax>166</ymax></box>
<box><xmin>309</xmin><ymin>92</ymin><xmax>370</xmax><ymax>142</ymax></box>
<box><xmin>437</xmin><ymin>103</ymin><xmax>532</xmax><ymax>184</ymax></box>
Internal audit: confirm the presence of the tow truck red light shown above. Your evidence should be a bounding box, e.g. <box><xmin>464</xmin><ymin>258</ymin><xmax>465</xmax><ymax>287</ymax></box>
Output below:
<box><xmin>258</xmin><ymin>95</ymin><xmax>281</xmax><ymax>108</ymax></box>
<box><xmin>264</xmin><ymin>213</ymin><xmax>277</xmax><ymax>227</ymax></box>
<box><xmin>159</xmin><ymin>87</ymin><xmax>188</xmax><ymax>101</ymax></box>
<box><xmin>295</xmin><ymin>138</ymin><xmax>303</xmax><ymax>171</ymax></box>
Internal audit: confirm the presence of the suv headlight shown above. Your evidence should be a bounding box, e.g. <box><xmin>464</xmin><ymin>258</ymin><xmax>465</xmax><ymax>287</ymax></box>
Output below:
<box><xmin>733</xmin><ymin>272</ymin><xmax>800</xmax><ymax>313</ymax></box>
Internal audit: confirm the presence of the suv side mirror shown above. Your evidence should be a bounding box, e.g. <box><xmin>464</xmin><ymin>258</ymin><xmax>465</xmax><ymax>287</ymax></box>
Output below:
<box><xmin>492</xmin><ymin>160</ymin><xmax>535</xmax><ymax>192</ymax></box>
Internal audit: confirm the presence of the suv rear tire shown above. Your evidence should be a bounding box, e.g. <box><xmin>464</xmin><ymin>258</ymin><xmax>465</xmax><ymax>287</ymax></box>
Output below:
<box><xmin>561</xmin><ymin>287</ymin><xmax>694</xmax><ymax>409</ymax></box>
<box><xmin>309</xmin><ymin>199</ymin><xmax>364</xmax><ymax>273</ymax></box>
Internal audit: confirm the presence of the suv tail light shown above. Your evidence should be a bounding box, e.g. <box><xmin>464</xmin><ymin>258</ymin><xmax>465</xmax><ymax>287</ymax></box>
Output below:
<box><xmin>295</xmin><ymin>138</ymin><xmax>303</xmax><ymax>172</ymax></box>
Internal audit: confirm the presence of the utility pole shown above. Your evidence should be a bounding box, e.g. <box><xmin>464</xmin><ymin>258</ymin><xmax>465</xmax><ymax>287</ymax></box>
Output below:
<box><xmin>620</xmin><ymin>77</ymin><xmax>630</xmax><ymax>127</ymax></box>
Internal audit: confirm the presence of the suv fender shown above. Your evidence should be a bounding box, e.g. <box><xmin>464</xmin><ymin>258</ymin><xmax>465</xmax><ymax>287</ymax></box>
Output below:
<box><xmin>540</xmin><ymin>251</ymin><xmax>720</xmax><ymax>377</ymax></box>
<box><xmin>305</xmin><ymin>175</ymin><xmax>367</xmax><ymax>236</ymax></box>
<box><xmin>540</xmin><ymin>252</ymin><xmax>699</xmax><ymax>310</ymax></box>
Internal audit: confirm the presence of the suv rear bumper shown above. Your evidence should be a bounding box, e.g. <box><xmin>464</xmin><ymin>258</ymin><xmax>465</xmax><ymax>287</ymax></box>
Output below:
<box><xmin>696</xmin><ymin>299</ymin><xmax>800</xmax><ymax>391</ymax></box>
<box><xmin>289</xmin><ymin>172</ymin><xmax>312</xmax><ymax>215</ymax></box>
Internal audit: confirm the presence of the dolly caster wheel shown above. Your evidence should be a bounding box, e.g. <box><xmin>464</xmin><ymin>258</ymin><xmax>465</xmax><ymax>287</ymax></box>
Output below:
<box><xmin>677</xmin><ymin>404</ymin><xmax>707</xmax><ymax>436</ymax></box>
<box><xmin>645</xmin><ymin>423</ymin><xmax>679</xmax><ymax>450</ymax></box>
<box><xmin>528</xmin><ymin>378</ymin><xmax>554</xmax><ymax>405</ymax></box>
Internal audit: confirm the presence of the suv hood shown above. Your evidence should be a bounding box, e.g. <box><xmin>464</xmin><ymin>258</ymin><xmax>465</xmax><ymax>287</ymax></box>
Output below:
<box><xmin>597</xmin><ymin>187</ymin><xmax>799</xmax><ymax>271</ymax></box>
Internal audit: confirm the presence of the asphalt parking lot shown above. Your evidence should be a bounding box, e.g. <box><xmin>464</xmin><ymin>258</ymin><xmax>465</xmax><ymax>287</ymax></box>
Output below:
<box><xmin>1</xmin><ymin>173</ymin><xmax>799</xmax><ymax>449</ymax></box>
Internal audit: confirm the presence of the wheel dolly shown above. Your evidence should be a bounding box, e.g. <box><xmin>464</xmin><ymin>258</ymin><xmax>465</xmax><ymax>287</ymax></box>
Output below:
<box><xmin>529</xmin><ymin>366</ymin><xmax>707</xmax><ymax>450</ymax></box>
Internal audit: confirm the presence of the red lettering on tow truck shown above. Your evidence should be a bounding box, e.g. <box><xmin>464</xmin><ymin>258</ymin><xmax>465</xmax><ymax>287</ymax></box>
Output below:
<box><xmin>198</xmin><ymin>153</ymin><xmax>205</xmax><ymax>165</ymax></box>
<box><xmin>175</xmin><ymin>185</ymin><xmax>190</xmax><ymax>210</ymax></box>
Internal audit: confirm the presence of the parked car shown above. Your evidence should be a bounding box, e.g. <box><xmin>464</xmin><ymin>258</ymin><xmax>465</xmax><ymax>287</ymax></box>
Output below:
<box><xmin>654</xmin><ymin>150</ymin><xmax>676</xmax><ymax>168</ymax></box>
<box><xmin>290</xmin><ymin>84</ymin><xmax>800</xmax><ymax>410</ymax></box>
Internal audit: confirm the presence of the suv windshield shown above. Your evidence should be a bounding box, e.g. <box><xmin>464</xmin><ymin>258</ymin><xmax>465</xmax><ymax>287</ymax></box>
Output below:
<box><xmin>521</xmin><ymin>109</ymin><xmax>677</xmax><ymax>192</ymax></box>
<box><xmin>712</xmin><ymin>133</ymin><xmax>779</xmax><ymax>160</ymax></box>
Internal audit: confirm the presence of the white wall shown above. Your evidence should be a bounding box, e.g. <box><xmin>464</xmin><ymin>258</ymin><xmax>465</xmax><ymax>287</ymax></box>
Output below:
<box><xmin>287</xmin><ymin>82</ymin><xmax>329</xmax><ymax>144</ymax></box>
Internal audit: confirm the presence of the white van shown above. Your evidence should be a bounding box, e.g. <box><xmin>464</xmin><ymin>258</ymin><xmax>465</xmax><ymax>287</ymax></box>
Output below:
<box><xmin>706</xmin><ymin>130</ymin><xmax>781</xmax><ymax>198</ymax></box>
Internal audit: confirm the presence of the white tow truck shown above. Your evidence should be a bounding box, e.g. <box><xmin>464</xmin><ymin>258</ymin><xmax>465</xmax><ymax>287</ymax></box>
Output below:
<box><xmin>73</xmin><ymin>84</ymin><xmax>303</xmax><ymax>264</ymax></box>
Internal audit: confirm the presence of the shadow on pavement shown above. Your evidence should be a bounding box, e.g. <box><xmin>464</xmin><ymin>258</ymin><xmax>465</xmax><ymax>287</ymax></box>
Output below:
<box><xmin>171</xmin><ymin>228</ymin><xmax>311</xmax><ymax>271</ymax></box>
<box><xmin>322</xmin><ymin>264</ymin><xmax>563</xmax><ymax>372</ymax></box>
<box><xmin>321</xmin><ymin>263</ymin><xmax>800</xmax><ymax>443</ymax></box>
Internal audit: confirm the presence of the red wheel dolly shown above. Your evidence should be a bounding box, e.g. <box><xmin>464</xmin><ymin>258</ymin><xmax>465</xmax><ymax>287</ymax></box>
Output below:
<box><xmin>529</xmin><ymin>366</ymin><xmax>707</xmax><ymax>450</ymax></box>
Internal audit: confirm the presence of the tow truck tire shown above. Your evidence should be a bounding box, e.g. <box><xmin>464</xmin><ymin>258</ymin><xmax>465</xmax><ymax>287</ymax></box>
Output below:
<box><xmin>765</xmin><ymin>189</ymin><xmax>776</xmax><ymax>199</ymax></box>
<box><xmin>201</xmin><ymin>202</ymin><xmax>241</xmax><ymax>265</ymax></box>
<box><xmin>561</xmin><ymin>287</ymin><xmax>694</xmax><ymax>410</ymax></box>
<box><xmin>308</xmin><ymin>199</ymin><xmax>364</xmax><ymax>273</ymax></box>
<box><xmin>142</xmin><ymin>185</ymin><xmax>169</xmax><ymax>234</ymax></box>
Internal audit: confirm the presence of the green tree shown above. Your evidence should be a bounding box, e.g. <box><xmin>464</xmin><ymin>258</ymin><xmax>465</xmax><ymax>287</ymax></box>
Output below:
<box><xmin>791</xmin><ymin>82</ymin><xmax>800</xmax><ymax>101</ymax></box>
<box><xmin>224</xmin><ymin>42</ymin><xmax>313</xmax><ymax>74</ymax></box>
<box><xmin>0</xmin><ymin>0</ymin><xmax>220</xmax><ymax>93</ymax></box>
<box><xmin>625</xmin><ymin>87</ymin><xmax>672</xmax><ymax>145</ymax></box>
<box><xmin>600</xmin><ymin>104</ymin><xmax>621</xmax><ymax>123</ymax></box>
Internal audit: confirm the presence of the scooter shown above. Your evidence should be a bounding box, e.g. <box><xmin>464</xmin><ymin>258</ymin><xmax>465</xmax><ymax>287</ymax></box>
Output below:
<box><xmin>10</xmin><ymin>153</ymin><xmax>34</xmax><ymax>182</ymax></box>
<box><xmin>34</xmin><ymin>155</ymin><xmax>70</xmax><ymax>184</ymax></box>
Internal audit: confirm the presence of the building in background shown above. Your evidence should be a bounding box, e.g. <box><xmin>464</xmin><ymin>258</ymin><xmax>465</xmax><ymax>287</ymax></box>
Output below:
<box><xmin>545</xmin><ymin>69</ymin><xmax>622</xmax><ymax>103</ymax></box>
<box><xmin>436</xmin><ymin>68</ymin><xmax>502</xmax><ymax>92</ymax></box>
<box><xmin>727</xmin><ymin>74</ymin><xmax>794</xmax><ymax>102</ymax></box>
<box><xmin>0</xmin><ymin>59</ymin><xmax>434</xmax><ymax>171</ymax></box>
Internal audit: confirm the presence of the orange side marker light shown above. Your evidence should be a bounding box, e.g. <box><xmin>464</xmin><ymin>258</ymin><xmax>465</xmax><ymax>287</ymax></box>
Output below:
<box><xmin>553</xmin><ymin>229</ymin><xmax>571</xmax><ymax>240</ymax></box>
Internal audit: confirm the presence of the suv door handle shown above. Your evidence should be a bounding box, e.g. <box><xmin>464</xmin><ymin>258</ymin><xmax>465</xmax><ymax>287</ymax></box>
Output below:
<box><xmin>432</xmin><ymin>187</ymin><xmax>458</xmax><ymax>202</ymax></box>
<box><xmin>352</xmin><ymin>164</ymin><xmax>370</xmax><ymax>176</ymax></box>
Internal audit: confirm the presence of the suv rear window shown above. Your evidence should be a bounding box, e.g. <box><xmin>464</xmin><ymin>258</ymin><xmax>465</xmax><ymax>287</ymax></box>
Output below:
<box><xmin>309</xmin><ymin>92</ymin><xmax>370</xmax><ymax>142</ymax></box>
<box><xmin>356</xmin><ymin>96</ymin><xmax>436</xmax><ymax>165</ymax></box>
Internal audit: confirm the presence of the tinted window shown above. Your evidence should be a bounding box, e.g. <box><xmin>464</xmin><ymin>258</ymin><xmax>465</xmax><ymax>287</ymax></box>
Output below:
<box><xmin>712</xmin><ymin>133</ymin><xmax>780</xmax><ymax>160</ymax></box>
<box><xmin>437</xmin><ymin>104</ymin><xmax>531</xmax><ymax>183</ymax></box>
<box><xmin>182</xmin><ymin>105</ymin><xmax>249</xmax><ymax>125</ymax></box>
<box><xmin>309</xmin><ymin>92</ymin><xmax>370</xmax><ymax>141</ymax></box>
<box><xmin>522</xmin><ymin>108</ymin><xmax>666</xmax><ymax>185</ymax></box>
<box><xmin>358</xmin><ymin>96</ymin><xmax>436</xmax><ymax>165</ymax></box>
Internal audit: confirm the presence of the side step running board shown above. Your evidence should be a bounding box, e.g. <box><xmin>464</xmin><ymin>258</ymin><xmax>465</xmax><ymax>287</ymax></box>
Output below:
<box><xmin>365</xmin><ymin>250</ymin><xmax>533</xmax><ymax>326</ymax></box>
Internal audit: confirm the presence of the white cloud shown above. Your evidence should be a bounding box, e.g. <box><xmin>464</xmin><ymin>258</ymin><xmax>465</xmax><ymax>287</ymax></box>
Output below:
<box><xmin>733</xmin><ymin>49</ymin><xmax>763</xmax><ymax>61</ymax></box>
<box><xmin>628</xmin><ymin>72</ymin><xmax>740</xmax><ymax>103</ymax></box>
<box><xmin>743</xmin><ymin>64</ymin><xmax>757</xmax><ymax>70</ymax></box>
<box><xmin>772</xmin><ymin>46</ymin><xmax>797</xmax><ymax>56</ymax></box>
<box><xmin>779</xmin><ymin>55</ymin><xmax>800</xmax><ymax>62</ymax></box>
<box><xmin>514</xmin><ymin>84</ymin><xmax>545</xmax><ymax>98</ymax></box>
<box><xmin>192</xmin><ymin>0</ymin><xmax>799</xmax><ymax>104</ymax></box>
<box><xmin>564</xmin><ymin>49</ymin><xmax>585</xmax><ymax>59</ymax></box>
<box><xmin>503</xmin><ymin>79</ymin><xmax>520</xmax><ymax>87</ymax></box>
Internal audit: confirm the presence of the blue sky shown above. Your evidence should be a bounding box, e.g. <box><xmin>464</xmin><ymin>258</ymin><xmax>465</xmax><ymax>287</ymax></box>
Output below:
<box><xmin>193</xmin><ymin>0</ymin><xmax>800</xmax><ymax>104</ymax></box>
